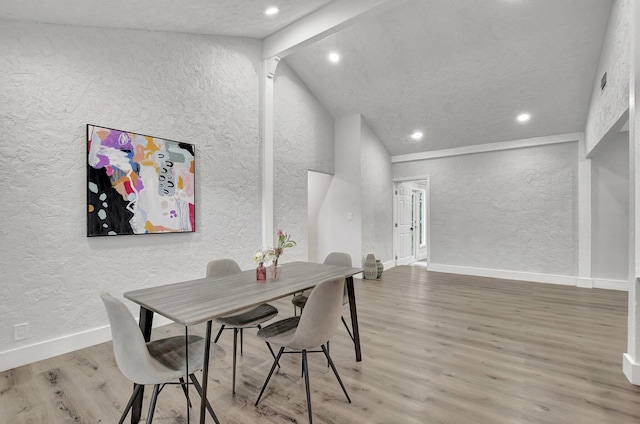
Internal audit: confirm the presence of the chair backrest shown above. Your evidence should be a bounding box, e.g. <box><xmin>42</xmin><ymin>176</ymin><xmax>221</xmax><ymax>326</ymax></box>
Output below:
<box><xmin>323</xmin><ymin>252</ymin><xmax>352</xmax><ymax>267</ymax></box>
<box><xmin>100</xmin><ymin>293</ymin><xmax>158</xmax><ymax>384</ymax></box>
<box><xmin>206</xmin><ymin>258</ymin><xmax>242</xmax><ymax>278</ymax></box>
<box><xmin>323</xmin><ymin>252</ymin><xmax>351</xmax><ymax>304</ymax></box>
<box><xmin>286</xmin><ymin>276</ymin><xmax>345</xmax><ymax>350</ymax></box>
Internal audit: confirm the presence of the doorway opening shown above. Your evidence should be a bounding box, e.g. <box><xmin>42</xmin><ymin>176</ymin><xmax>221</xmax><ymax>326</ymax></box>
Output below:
<box><xmin>393</xmin><ymin>177</ymin><xmax>430</xmax><ymax>266</ymax></box>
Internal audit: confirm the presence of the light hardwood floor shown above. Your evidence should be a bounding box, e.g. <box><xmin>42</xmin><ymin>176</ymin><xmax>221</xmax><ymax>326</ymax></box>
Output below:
<box><xmin>2</xmin><ymin>266</ymin><xmax>640</xmax><ymax>423</ymax></box>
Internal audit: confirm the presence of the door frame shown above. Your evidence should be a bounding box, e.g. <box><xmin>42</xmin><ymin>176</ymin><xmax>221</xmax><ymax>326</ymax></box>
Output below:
<box><xmin>392</xmin><ymin>176</ymin><xmax>431</xmax><ymax>266</ymax></box>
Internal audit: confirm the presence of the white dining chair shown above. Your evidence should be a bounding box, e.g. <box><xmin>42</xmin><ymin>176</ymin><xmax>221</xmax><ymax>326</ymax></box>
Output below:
<box><xmin>101</xmin><ymin>292</ymin><xmax>225</xmax><ymax>424</ymax></box>
<box><xmin>291</xmin><ymin>252</ymin><xmax>354</xmax><ymax>342</ymax></box>
<box><xmin>206</xmin><ymin>258</ymin><xmax>279</xmax><ymax>394</ymax></box>
<box><xmin>255</xmin><ymin>276</ymin><xmax>352</xmax><ymax>423</ymax></box>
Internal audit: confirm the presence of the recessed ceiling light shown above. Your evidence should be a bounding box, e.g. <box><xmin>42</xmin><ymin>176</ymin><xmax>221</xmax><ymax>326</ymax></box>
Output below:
<box><xmin>264</xmin><ymin>7</ymin><xmax>279</xmax><ymax>16</ymax></box>
<box><xmin>328</xmin><ymin>52</ymin><xmax>340</xmax><ymax>63</ymax></box>
<box><xmin>410</xmin><ymin>131</ymin><xmax>424</xmax><ymax>141</ymax></box>
<box><xmin>517</xmin><ymin>113</ymin><xmax>531</xmax><ymax>123</ymax></box>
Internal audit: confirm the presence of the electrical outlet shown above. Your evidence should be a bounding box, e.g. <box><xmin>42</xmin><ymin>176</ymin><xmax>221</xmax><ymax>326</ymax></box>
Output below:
<box><xmin>14</xmin><ymin>323</ymin><xmax>28</xmax><ymax>341</ymax></box>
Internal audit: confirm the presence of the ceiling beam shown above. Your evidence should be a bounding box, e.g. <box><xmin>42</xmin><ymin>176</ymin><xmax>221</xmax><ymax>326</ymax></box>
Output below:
<box><xmin>262</xmin><ymin>0</ymin><xmax>408</xmax><ymax>59</ymax></box>
<box><xmin>391</xmin><ymin>133</ymin><xmax>583</xmax><ymax>163</ymax></box>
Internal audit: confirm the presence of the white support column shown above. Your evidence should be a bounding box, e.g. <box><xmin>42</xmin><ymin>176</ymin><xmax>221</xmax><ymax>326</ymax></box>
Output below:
<box><xmin>577</xmin><ymin>133</ymin><xmax>593</xmax><ymax>288</ymax></box>
<box><xmin>624</xmin><ymin>0</ymin><xmax>640</xmax><ymax>386</ymax></box>
<box><xmin>261</xmin><ymin>56</ymin><xmax>280</xmax><ymax>248</ymax></box>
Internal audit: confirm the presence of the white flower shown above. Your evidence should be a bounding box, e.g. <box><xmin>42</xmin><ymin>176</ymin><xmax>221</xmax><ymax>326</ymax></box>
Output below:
<box><xmin>253</xmin><ymin>248</ymin><xmax>270</xmax><ymax>263</ymax></box>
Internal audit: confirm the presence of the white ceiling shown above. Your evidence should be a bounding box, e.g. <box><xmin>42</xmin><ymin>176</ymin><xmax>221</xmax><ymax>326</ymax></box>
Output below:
<box><xmin>0</xmin><ymin>0</ymin><xmax>613</xmax><ymax>156</ymax></box>
<box><xmin>0</xmin><ymin>0</ymin><xmax>333</xmax><ymax>39</ymax></box>
<box><xmin>284</xmin><ymin>0</ymin><xmax>613</xmax><ymax>155</ymax></box>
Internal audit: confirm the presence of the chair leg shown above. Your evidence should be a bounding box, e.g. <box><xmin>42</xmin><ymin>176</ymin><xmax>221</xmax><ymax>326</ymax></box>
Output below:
<box><xmin>233</xmin><ymin>328</ymin><xmax>238</xmax><ymax>394</ymax></box>
<box><xmin>178</xmin><ymin>377</ymin><xmax>192</xmax><ymax>407</ymax></box>
<box><xmin>190</xmin><ymin>374</ymin><xmax>221</xmax><ymax>424</ymax></box>
<box><xmin>321</xmin><ymin>345</ymin><xmax>351</xmax><ymax>403</ymax></box>
<box><xmin>145</xmin><ymin>384</ymin><xmax>161</xmax><ymax>424</ymax></box>
<box><xmin>341</xmin><ymin>316</ymin><xmax>354</xmax><ymax>342</ymax></box>
<box><xmin>117</xmin><ymin>384</ymin><xmax>143</xmax><ymax>424</ymax></box>
<box><xmin>326</xmin><ymin>341</ymin><xmax>330</xmax><ymax>367</ymax></box>
<box><xmin>258</xmin><ymin>324</ymin><xmax>280</xmax><ymax>368</ymax></box>
<box><xmin>302</xmin><ymin>350</ymin><xmax>313</xmax><ymax>424</ymax></box>
<box><xmin>240</xmin><ymin>328</ymin><xmax>244</xmax><ymax>355</ymax></box>
<box><xmin>256</xmin><ymin>347</ymin><xmax>285</xmax><ymax>406</ymax></box>
<box><xmin>213</xmin><ymin>324</ymin><xmax>225</xmax><ymax>343</ymax></box>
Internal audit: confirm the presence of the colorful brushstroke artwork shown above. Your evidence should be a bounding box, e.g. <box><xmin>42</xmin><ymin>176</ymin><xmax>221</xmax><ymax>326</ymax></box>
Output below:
<box><xmin>86</xmin><ymin>125</ymin><xmax>195</xmax><ymax>236</ymax></box>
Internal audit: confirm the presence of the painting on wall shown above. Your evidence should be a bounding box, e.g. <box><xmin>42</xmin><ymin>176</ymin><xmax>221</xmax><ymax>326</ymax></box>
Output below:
<box><xmin>86</xmin><ymin>124</ymin><xmax>195</xmax><ymax>236</ymax></box>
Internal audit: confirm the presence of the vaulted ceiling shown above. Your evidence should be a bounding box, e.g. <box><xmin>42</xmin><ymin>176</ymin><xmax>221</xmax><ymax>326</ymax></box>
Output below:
<box><xmin>0</xmin><ymin>0</ymin><xmax>334</xmax><ymax>38</ymax></box>
<box><xmin>0</xmin><ymin>0</ymin><xmax>613</xmax><ymax>156</ymax></box>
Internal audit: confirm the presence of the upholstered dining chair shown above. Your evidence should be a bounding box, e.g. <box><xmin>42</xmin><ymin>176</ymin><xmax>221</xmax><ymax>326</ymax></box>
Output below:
<box><xmin>101</xmin><ymin>292</ymin><xmax>225</xmax><ymax>424</ymax></box>
<box><xmin>255</xmin><ymin>276</ymin><xmax>352</xmax><ymax>424</ymax></box>
<box><xmin>206</xmin><ymin>258</ymin><xmax>279</xmax><ymax>394</ymax></box>
<box><xmin>291</xmin><ymin>252</ymin><xmax>354</xmax><ymax>342</ymax></box>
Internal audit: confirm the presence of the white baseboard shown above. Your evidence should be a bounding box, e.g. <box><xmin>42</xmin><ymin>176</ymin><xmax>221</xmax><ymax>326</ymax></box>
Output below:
<box><xmin>426</xmin><ymin>264</ymin><xmax>629</xmax><ymax>291</ymax></box>
<box><xmin>623</xmin><ymin>353</ymin><xmax>640</xmax><ymax>386</ymax></box>
<box><xmin>576</xmin><ymin>277</ymin><xmax>593</xmax><ymax>288</ymax></box>
<box><xmin>427</xmin><ymin>263</ymin><xmax>576</xmax><ymax>286</ymax></box>
<box><xmin>0</xmin><ymin>315</ymin><xmax>173</xmax><ymax>373</ymax></box>
<box><xmin>592</xmin><ymin>278</ymin><xmax>629</xmax><ymax>291</ymax></box>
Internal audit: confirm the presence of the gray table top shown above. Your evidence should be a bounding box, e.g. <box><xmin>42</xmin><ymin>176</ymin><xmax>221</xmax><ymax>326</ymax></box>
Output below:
<box><xmin>124</xmin><ymin>261</ymin><xmax>363</xmax><ymax>326</ymax></box>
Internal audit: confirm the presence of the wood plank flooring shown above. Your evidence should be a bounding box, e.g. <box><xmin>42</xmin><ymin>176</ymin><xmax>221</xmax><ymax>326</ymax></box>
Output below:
<box><xmin>2</xmin><ymin>266</ymin><xmax>640</xmax><ymax>423</ymax></box>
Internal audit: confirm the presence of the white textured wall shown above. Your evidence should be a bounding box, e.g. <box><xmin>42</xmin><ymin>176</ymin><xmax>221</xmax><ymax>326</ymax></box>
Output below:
<box><xmin>392</xmin><ymin>143</ymin><xmax>578</xmax><ymax>275</ymax></box>
<box><xmin>585</xmin><ymin>0</ymin><xmax>630</xmax><ymax>152</ymax></box>
<box><xmin>307</xmin><ymin>171</ymin><xmax>333</xmax><ymax>263</ymax></box>
<box><xmin>317</xmin><ymin>114</ymin><xmax>363</xmax><ymax>265</ymax></box>
<box><xmin>273</xmin><ymin>61</ymin><xmax>334</xmax><ymax>261</ymax></box>
<box><xmin>0</xmin><ymin>20</ymin><xmax>262</xmax><ymax>354</ymax></box>
<box><xmin>361</xmin><ymin>119</ymin><xmax>393</xmax><ymax>263</ymax></box>
<box><xmin>592</xmin><ymin>131</ymin><xmax>630</xmax><ymax>280</ymax></box>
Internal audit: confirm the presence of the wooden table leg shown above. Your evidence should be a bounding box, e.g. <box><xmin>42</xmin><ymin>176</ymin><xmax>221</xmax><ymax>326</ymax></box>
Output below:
<box><xmin>345</xmin><ymin>276</ymin><xmax>362</xmax><ymax>362</ymax></box>
<box><xmin>132</xmin><ymin>307</ymin><xmax>153</xmax><ymax>423</ymax></box>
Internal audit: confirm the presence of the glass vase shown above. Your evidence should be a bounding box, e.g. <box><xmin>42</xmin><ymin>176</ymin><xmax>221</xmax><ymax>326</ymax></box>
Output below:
<box><xmin>270</xmin><ymin>264</ymin><xmax>282</xmax><ymax>279</ymax></box>
<box><xmin>256</xmin><ymin>262</ymin><xmax>266</xmax><ymax>281</ymax></box>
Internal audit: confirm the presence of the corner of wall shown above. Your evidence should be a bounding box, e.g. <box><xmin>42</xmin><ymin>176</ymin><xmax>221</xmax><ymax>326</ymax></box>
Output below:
<box><xmin>624</xmin><ymin>353</ymin><xmax>640</xmax><ymax>385</ymax></box>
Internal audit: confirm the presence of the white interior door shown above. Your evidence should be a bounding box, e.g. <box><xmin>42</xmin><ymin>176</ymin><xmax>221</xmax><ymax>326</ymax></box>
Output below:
<box><xmin>396</xmin><ymin>182</ymin><xmax>414</xmax><ymax>265</ymax></box>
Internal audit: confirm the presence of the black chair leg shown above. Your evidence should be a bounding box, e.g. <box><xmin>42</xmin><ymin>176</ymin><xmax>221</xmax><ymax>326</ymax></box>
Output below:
<box><xmin>213</xmin><ymin>324</ymin><xmax>225</xmax><ymax>343</ymax></box>
<box><xmin>256</xmin><ymin>347</ymin><xmax>285</xmax><ymax>406</ymax></box>
<box><xmin>321</xmin><ymin>345</ymin><xmax>351</xmax><ymax>403</ymax></box>
<box><xmin>145</xmin><ymin>384</ymin><xmax>161</xmax><ymax>424</ymax></box>
<box><xmin>118</xmin><ymin>384</ymin><xmax>142</xmax><ymax>424</ymax></box>
<box><xmin>240</xmin><ymin>328</ymin><xmax>244</xmax><ymax>355</ymax></box>
<box><xmin>302</xmin><ymin>350</ymin><xmax>313</xmax><ymax>424</ymax></box>
<box><xmin>258</xmin><ymin>324</ymin><xmax>281</xmax><ymax>368</ymax></box>
<box><xmin>341</xmin><ymin>316</ymin><xmax>354</xmax><ymax>342</ymax></box>
<box><xmin>190</xmin><ymin>374</ymin><xmax>221</xmax><ymax>424</ymax></box>
<box><xmin>178</xmin><ymin>377</ymin><xmax>192</xmax><ymax>407</ymax></box>
<box><xmin>233</xmin><ymin>328</ymin><xmax>238</xmax><ymax>394</ymax></box>
<box><xmin>326</xmin><ymin>341</ymin><xmax>330</xmax><ymax>367</ymax></box>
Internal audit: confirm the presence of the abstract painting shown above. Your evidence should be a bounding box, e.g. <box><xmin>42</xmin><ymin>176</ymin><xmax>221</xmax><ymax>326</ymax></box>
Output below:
<box><xmin>86</xmin><ymin>124</ymin><xmax>195</xmax><ymax>236</ymax></box>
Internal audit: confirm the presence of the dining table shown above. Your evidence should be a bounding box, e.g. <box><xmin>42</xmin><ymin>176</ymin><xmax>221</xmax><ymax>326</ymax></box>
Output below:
<box><xmin>123</xmin><ymin>261</ymin><xmax>364</xmax><ymax>424</ymax></box>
